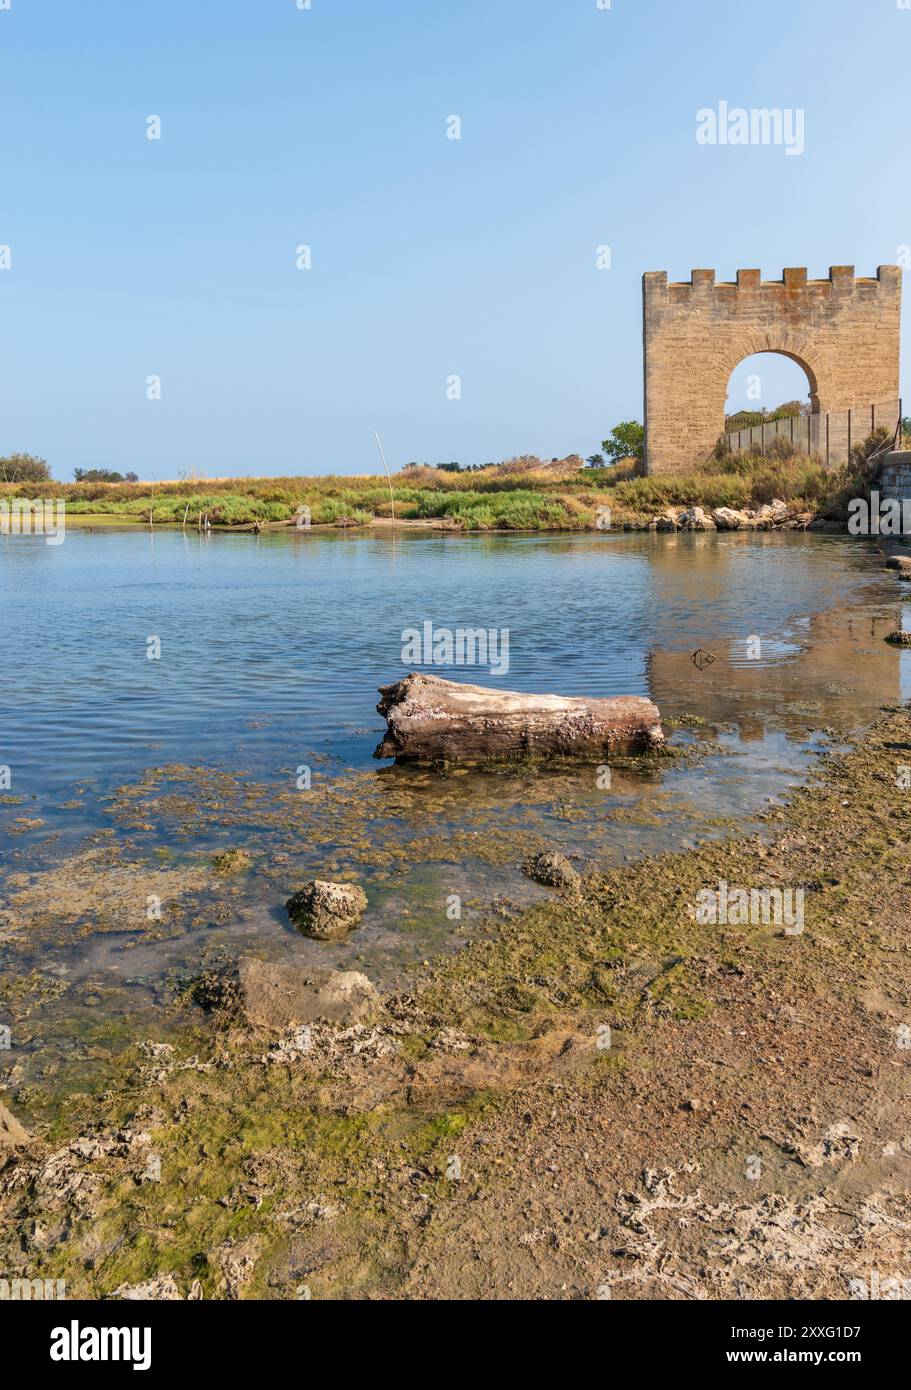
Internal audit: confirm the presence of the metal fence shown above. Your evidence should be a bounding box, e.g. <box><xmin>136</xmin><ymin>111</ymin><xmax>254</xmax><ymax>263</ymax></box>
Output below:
<box><xmin>724</xmin><ymin>399</ymin><xmax>902</xmax><ymax>468</ymax></box>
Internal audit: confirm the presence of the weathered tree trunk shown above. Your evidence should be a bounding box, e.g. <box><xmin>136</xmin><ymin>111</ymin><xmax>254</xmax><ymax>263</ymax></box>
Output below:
<box><xmin>374</xmin><ymin>673</ymin><xmax>663</xmax><ymax>765</ymax></box>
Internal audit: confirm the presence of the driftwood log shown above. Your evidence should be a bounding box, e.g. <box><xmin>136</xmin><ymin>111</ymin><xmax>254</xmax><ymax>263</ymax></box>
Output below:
<box><xmin>374</xmin><ymin>673</ymin><xmax>663</xmax><ymax>765</ymax></box>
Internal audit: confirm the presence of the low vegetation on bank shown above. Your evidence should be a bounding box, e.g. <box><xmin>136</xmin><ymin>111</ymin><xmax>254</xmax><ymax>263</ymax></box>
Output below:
<box><xmin>0</xmin><ymin>430</ymin><xmax>900</xmax><ymax>532</ymax></box>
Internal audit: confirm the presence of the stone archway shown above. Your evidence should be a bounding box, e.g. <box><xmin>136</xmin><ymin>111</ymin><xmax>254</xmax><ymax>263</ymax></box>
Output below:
<box><xmin>642</xmin><ymin>266</ymin><xmax>902</xmax><ymax>474</ymax></box>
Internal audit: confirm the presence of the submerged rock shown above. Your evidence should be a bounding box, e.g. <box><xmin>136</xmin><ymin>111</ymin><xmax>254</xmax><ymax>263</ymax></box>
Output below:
<box><xmin>885</xmin><ymin>631</ymin><xmax>911</xmax><ymax>647</ymax></box>
<box><xmin>884</xmin><ymin>555</ymin><xmax>911</xmax><ymax>575</ymax></box>
<box><xmin>523</xmin><ymin>851</ymin><xmax>581</xmax><ymax>891</ymax></box>
<box><xmin>238</xmin><ymin>957</ymin><xmax>379</xmax><ymax>1028</ymax></box>
<box><xmin>286</xmin><ymin>880</ymin><xmax>368</xmax><ymax>939</ymax></box>
<box><xmin>212</xmin><ymin>849</ymin><xmax>252</xmax><ymax>874</ymax></box>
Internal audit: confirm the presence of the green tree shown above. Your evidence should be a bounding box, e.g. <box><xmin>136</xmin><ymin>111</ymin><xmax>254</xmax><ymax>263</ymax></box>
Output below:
<box><xmin>73</xmin><ymin>468</ymin><xmax>125</xmax><ymax>482</ymax></box>
<box><xmin>600</xmin><ymin>422</ymin><xmax>644</xmax><ymax>464</ymax></box>
<box><xmin>0</xmin><ymin>453</ymin><xmax>51</xmax><ymax>484</ymax></box>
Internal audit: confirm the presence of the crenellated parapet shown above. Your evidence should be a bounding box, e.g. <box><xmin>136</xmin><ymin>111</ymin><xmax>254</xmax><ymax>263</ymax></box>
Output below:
<box><xmin>644</xmin><ymin>266</ymin><xmax>902</xmax><ymax>301</ymax></box>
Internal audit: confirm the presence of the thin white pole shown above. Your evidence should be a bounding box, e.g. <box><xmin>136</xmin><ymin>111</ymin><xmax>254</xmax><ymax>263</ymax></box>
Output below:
<box><xmin>374</xmin><ymin>431</ymin><xmax>396</xmax><ymax>525</ymax></box>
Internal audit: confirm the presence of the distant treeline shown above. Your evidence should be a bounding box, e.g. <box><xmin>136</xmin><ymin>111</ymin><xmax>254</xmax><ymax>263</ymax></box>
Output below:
<box><xmin>724</xmin><ymin>400</ymin><xmax>808</xmax><ymax>432</ymax></box>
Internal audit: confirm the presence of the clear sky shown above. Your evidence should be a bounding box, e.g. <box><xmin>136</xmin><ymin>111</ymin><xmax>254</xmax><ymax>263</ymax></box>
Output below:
<box><xmin>1</xmin><ymin>0</ymin><xmax>908</xmax><ymax>480</ymax></box>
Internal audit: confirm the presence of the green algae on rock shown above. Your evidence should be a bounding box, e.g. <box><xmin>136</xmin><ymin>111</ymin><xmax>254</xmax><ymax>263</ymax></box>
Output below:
<box><xmin>211</xmin><ymin>850</ymin><xmax>253</xmax><ymax>875</ymax></box>
<box><xmin>286</xmin><ymin>880</ymin><xmax>369</xmax><ymax>940</ymax></box>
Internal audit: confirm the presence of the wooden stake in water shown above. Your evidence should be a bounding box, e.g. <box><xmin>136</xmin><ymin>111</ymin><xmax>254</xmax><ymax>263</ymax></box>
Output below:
<box><xmin>374</xmin><ymin>431</ymin><xmax>396</xmax><ymax>526</ymax></box>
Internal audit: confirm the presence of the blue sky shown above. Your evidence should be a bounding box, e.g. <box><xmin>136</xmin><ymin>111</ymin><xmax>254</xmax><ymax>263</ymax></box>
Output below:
<box><xmin>1</xmin><ymin>0</ymin><xmax>908</xmax><ymax>480</ymax></box>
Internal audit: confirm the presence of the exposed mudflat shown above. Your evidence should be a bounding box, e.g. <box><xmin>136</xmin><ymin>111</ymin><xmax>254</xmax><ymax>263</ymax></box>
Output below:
<box><xmin>1</xmin><ymin>708</ymin><xmax>909</xmax><ymax>1300</ymax></box>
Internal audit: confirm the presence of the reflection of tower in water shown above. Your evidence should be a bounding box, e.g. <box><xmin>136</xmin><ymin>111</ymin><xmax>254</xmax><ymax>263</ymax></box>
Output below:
<box><xmin>643</xmin><ymin>534</ymin><xmax>902</xmax><ymax>740</ymax></box>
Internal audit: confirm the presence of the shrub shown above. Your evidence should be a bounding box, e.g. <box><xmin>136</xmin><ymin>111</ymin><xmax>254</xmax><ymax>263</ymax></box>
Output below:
<box><xmin>824</xmin><ymin>429</ymin><xmax>895</xmax><ymax>522</ymax></box>
<box><xmin>0</xmin><ymin>453</ymin><xmax>50</xmax><ymax>484</ymax></box>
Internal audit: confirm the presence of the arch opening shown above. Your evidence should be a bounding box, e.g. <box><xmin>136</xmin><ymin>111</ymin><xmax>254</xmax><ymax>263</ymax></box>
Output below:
<box><xmin>724</xmin><ymin>351</ymin><xmax>818</xmax><ymax>434</ymax></box>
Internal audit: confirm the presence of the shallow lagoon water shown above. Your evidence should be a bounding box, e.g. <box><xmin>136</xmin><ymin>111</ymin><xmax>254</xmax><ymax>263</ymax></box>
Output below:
<box><xmin>1</xmin><ymin>525</ymin><xmax>905</xmax><ymax>789</ymax></box>
<box><xmin>1</xmin><ymin>527</ymin><xmax>908</xmax><ymax>1092</ymax></box>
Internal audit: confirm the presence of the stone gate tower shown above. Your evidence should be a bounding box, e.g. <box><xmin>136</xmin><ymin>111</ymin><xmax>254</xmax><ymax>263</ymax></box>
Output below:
<box><xmin>642</xmin><ymin>265</ymin><xmax>902</xmax><ymax>474</ymax></box>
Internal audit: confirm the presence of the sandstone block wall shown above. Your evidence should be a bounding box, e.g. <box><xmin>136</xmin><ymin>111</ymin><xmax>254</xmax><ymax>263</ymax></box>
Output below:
<box><xmin>642</xmin><ymin>266</ymin><xmax>902</xmax><ymax>474</ymax></box>
<box><xmin>877</xmin><ymin>451</ymin><xmax>911</xmax><ymax>504</ymax></box>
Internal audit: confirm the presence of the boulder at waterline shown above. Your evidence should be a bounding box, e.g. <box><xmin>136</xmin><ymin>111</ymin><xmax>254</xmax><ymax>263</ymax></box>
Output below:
<box><xmin>678</xmin><ymin>506</ymin><xmax>716</xmax><ymax>531</ymax></box>
<box><xmin>523</xmin><ymin>851</ymin><xmax>581</xmax><ymax>891</ymax></box>
<box><xmin>711</xmin><ymin>507</ymin><xmax>744</xmax><ymax>530</ymax></box>
<box><xmin>286</xmin><ymin>880</ymin><xmax>368</xmax><ymax>939</ymax></box>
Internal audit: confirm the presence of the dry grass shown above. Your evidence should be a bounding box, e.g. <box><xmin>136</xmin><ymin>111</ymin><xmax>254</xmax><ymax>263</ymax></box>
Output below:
<box><xmin>0</xmin><ymin>445</ymin><xmax>866</xmax><ymax>531</ymax></box>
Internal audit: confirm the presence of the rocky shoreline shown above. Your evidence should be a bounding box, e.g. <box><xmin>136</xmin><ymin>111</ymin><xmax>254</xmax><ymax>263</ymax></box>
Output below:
<box><xmin>640</xmin><ymin>498</ymin><xmax>824</xmax><ymax>533</ymax></box>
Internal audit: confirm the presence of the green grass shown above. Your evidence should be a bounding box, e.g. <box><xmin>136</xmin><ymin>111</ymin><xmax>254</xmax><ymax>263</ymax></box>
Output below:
<box><xmin>4</xmin><ymin>469</ymin><xmax>602</xmax><ymax>530</ymax></box>
<box><xmin>408</xmin><ymin>487</ymin><xmax>580</xmax><ymax>529</ymax></box>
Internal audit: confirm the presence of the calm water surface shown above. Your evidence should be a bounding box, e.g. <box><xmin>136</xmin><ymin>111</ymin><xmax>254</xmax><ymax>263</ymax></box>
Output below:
<box><xmin>1</xmin><ymin>527</ymin><xmax>909</xmax><ymax>1089</ymax></box>
<box><xmin>1</xmin><ymin>525</ymin><xmax>906</xmax><ymax>794</ymax></box>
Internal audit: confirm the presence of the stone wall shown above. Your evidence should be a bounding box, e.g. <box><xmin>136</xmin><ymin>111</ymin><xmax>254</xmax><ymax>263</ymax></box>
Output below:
<box><xmin>643</xmin><ymin>266</ymin><xmax>903</xmax><ymax>474</ymax></box>
<box><xmin>877</xmin><ymin>450</ymin><xmax>911</xmax><ymax>505</ymax></box>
